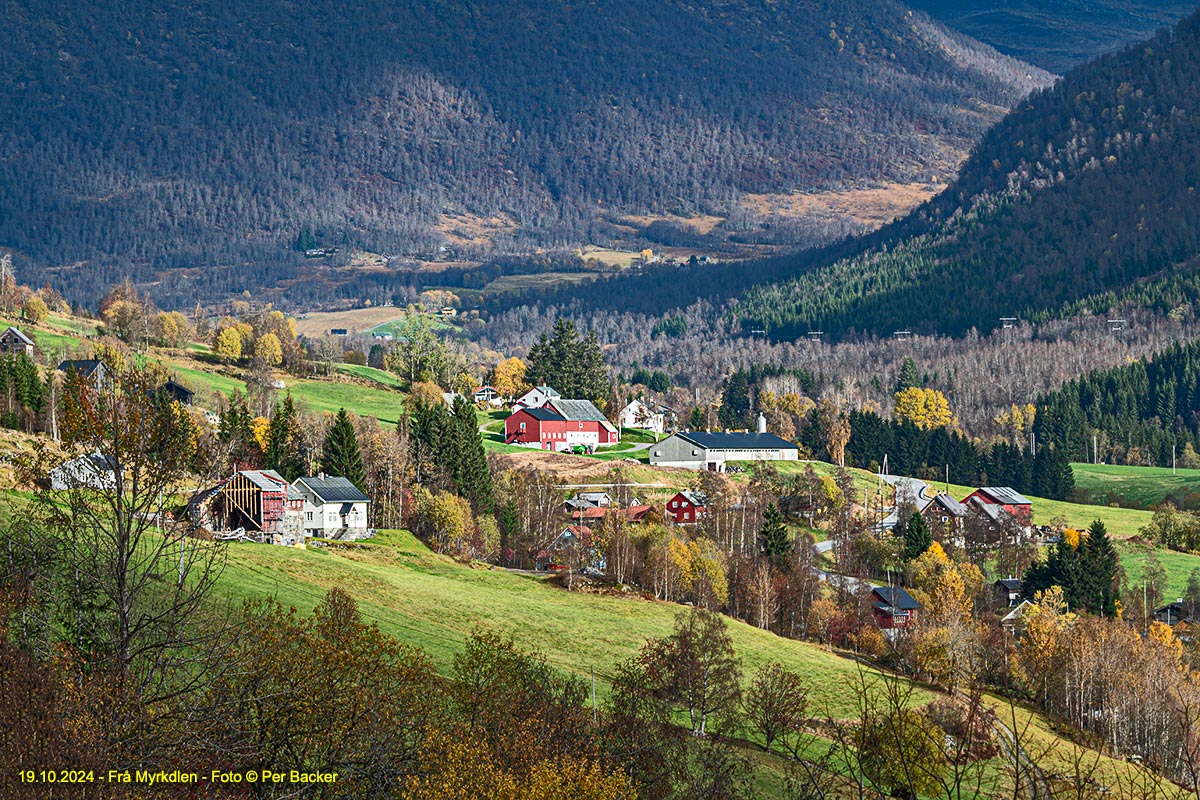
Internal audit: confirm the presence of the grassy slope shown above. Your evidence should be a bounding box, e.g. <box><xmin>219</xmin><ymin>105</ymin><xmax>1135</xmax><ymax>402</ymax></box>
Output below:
<box><xmin>1072</xmin><ymin>463</ymin><xmax>1200</xmax><ymax>509</ymax></box>
<box><xmin>218</xmin><ymin>529</ymin><xmax>908</xmax><ymax>717</ymax></box>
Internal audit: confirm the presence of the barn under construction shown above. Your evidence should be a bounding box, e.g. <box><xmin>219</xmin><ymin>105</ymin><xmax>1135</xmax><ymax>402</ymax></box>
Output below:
<box><xmin>188</xmin><ymin>470</ymin><xmax>303</xmax><ymax>542</ymax></box>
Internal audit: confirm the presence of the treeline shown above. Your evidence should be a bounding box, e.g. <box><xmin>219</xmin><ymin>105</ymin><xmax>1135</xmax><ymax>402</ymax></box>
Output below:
<box><xmin>737</xmin><ymin>8</ymin><xmax>1200</xmax><ymax>340</ymax></box>
<box><xmin>840</xmin><ymin>410</ymin><xmax>1075</xmax><ymax>500</ymax></box>
<box><xmin>1034</xmin><ymin>337</ymin><xmax>1200</xmax><ymax>465</ymax></box>
<box><xmin>0</xmin><ymin>0</ymin><xmax>1046</xmax><ymax>307</ymax></box>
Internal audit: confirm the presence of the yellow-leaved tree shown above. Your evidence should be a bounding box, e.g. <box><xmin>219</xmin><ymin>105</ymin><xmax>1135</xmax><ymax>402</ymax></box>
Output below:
<box><xmin>213</xmin><ymin>326</ymin><xmax>243</xmax><ymax>363</ymax></box>
<box><xmin>492</xmin><ymin>356</ymin><xmax>529</xmax><ymax>400</ymax></box>
<box><xmin>893</xmin><ymin>387</ymin><xmax>953</xmax><ymax>430</ymax></box>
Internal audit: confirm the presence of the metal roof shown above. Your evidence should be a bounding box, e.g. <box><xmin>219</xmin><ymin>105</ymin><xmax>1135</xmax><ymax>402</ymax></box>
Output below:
<box><xmin>2</xmin><ymin>326</ymin><xmax>34</xmax><ymax>345</ymax></box>
<box><xmin>296</xmin><ymin>475</ymin><xmax>370</xmax><ymax>503</ymax></box>
<box><xmin>976</xmin><ymin>487</ymin><xmax>1032</xmax><ymax>505</ymax></box>
<box><xmin>929</xmin><ymin>493</ymin><xmax>969</xmax><ymax>517</ymax></box>
<box><xmin>676</xmin><ymin>490</ymin><xmax>709</xmax><ymax>506</ymax></box>
<box><xmin>546</xmin><ymin>399</ymin><xmax>610</xmax><ymax>423</ymax></box>
<box><xmin>675</xmin><ymin>431</ymin><xmax>799</xmax><ymax>451</ymax></box>
<box><xmin>240</xmin><ymin>470</ymin><xmax>288</xmax><ymax>492</ymax></box>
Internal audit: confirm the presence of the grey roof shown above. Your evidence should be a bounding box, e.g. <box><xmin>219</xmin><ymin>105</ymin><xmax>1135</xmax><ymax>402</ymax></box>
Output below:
<box><xmin>872</xmin><ymin>586</ymin><xmax>919</xmax><ymax>611</ymax></box>
<box><xmin>297</xmin><ymin>475</ymin><xmax>370</xmax><ymax>503</ymax></box>
<box><xmin>676</xmin><ymin>431</ymin><xmax>799</xmax><ymax>451</ymax></box>
<box><xmin>1</xmin><ymin>326</ymin><xmax>34</xmax><ymax>345</ymax></box>
<box><xmin>928</xmin><ymin>493</ymin><xmax>969</xmax><ymax>517</ymax></box>
<box><xmin>996</xmin><ymin>578</ymin><xmax>1022</xmax><ymax>591</ymax></box>
<box><xmin>241</xmin><ymin>470</ymin><xmax>288</xmax><ymax>492</ymax></box>
<box><xmin>677</xmin><ymin>490</ymin><xmax>709</xmax><ymax>506</ymax></box>
<box><xmin>547</xmin><ymin>398</ymin><xmax>610</xmax><ymax>423</ymax></box>
<box><xmin>976</xmin><ymin>487</ymin><xmax>1032</xmax><ymax>505</ymax></box>
<box><xmin>519</xmin><ymin>407</ymin><xmax>566</xmax><ymax>422</ymax></box>
<box><xmin>969</xmin><ymin>496</ymin><xmax>1007</xmax><ymax>522</ymax></box>
<box><xmin>535</xmin><ymin>385</ymin><xmax>561</xmax><ymax>397</ymax></box>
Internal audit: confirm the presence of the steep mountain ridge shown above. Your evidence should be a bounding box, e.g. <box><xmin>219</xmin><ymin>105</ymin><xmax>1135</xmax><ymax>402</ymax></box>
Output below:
<box><xmin>0</xmin><ymin>0</ymin><xmax>1046</xmax><ymax>305</ymax></box>
<box><xmin>739</xmin><ymin>9</ymin><xmax>1200</xmax><ymax>340</ymax></box>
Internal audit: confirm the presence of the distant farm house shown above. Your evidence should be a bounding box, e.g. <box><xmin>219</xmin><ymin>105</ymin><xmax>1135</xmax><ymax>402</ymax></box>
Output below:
<box><xmin>0</xmin><ymin>326</ymin><xmax>34</xmax><ymax>356</ymax></box>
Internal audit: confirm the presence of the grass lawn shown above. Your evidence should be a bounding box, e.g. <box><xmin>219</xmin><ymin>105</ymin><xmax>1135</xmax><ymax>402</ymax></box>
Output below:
<box><xmin>287</xmin><ymin>379</ymin><xmax>404</xmax><ymax>425</ymax></box>
<box><xmin>332</xmin><ymin>363</ymin><xmax>406</xmax><ymax>389</ymax></box>
<box><xmin>217</xmin><ymin>529</ymin><xmax>922</xmax><ymax>716</ymax></box>
<box><xmin>1115</xmin><ymin>539</ymin><xmax>1200</xmax><ymax>598</ymax></box>
<box><xmin>46</xmin><ymin>314</ymin><xmax>98</xmax><ymax>336</ymax></box>
<box><xmin>1071</xmin><ymin>463</ymin><xmax>1200</xmax><ymax>509</ymax></box>
<box><xmin>29</xmin><ymin>327</ymin><xmax>84</xmax><ymax>356</ymax></box>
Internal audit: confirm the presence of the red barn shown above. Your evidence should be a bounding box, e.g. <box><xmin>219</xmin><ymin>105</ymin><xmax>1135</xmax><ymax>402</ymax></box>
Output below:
<box><xmin>666</xmin><ymin>490</ymin><xmax>708</xmax><ymax>524</ymax></box>
<box><xmin>505</xmin><ymin>407</ymin><xmax>570</xmax><ymax>449</ymax></box>
<box><xmin>960</xmin><ymin>487</ymin><xmax>1032</xmax><ymax>527</ymax></box>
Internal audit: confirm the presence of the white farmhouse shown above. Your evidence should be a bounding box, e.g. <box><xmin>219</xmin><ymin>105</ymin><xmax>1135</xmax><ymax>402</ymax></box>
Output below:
<box><xmin>512</xmin><ymin>385</ymin><xmax>561</xmax><ymax>412</ymax></box>
<box><xmin>290</xmin><ymin>475</ymin><xmax>372</xmax><ymax>540</ymax></box>
<box><xmin>618</xmin><ymin>398</ymin><xmax>670</xmax><ymax>434</ymax></box>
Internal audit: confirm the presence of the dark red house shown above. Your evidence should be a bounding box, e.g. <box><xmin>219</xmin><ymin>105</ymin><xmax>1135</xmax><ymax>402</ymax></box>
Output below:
<box><xmin>870</xmin><ymin>586</ymin><xmax>919</xmax><ymax>630</ymax></box>
<box><xmin>960</xmin><ymin>487</ymin><xmax>1032</xmax><ymax>527</ymax></box>
<box><xmin>666</xmin><ymin>490</ymin><xmax>708</xmax><ymax>524</ymax></box>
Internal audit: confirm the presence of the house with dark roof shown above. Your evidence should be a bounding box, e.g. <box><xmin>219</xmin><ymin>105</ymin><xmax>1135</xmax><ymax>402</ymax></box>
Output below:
<box><xmin>291</xmin><ymin>475</ymin><xmax>371</xmax><ymax>539</ymax></box>
<box><xmin>870</xmin><ymin>586</ymin><xmax>919</xmax><ymax>631</ymax></box>
<box><xmin>0</xmin><ymin>326</ymin><xmax>34</xmax><ymax>356</ymax></box>
<box><xmin>649</xmin><ymin>429</ymin><xmax>799</xmax><ymax>471</ymax></box>
<box><xmin>57</xmin><ymin>359</ymin><xmax>111</xmax><ymax>387</ymax></box>
<box><xmin>157</xmin><ymin>379</ymin><xmax>195</xmax><ymax>406</ymax></box>
<box><xmin>666</xmin><ymin>490</ymin><xmax>708</xmax><ymax>524</ymax></box>
<box><xmin>994</xmin><ymin>578</ymin><xmax>1023</xmax><ymax>608</ymax></box>
<box><xmin>1154</xmin><ymin>600</ymin><xmax>1190</xmax><ymax>627</ymax></box>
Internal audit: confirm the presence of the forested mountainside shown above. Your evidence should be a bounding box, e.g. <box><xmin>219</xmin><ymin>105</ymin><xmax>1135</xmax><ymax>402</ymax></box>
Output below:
<box><xmin>738</xmin><ymin>9</ymin><xmax>1200</xmax><ymax>341</ymax></box>
<box><xmin>906</xmin><ymin>0</ymin><xmax>1195</xmax><ymax>73</ymax></box>
<box><xmin>1035</xmin><ymin>337</ymin><xmax>1200</xmax><ymax>466</ymax></box>
<box><xmin>0</xmin><ymin>0</ymin><xmax>1047</xmax><ymax>306</ymax></box>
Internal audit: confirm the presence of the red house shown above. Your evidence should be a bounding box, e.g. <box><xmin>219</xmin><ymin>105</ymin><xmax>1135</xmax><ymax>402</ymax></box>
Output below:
<box><xmin>666</xmin><ymin>490</ymin><xmax>708</xmax><ymax>524</ymax></box>
<box><xmin>960</xmin><ymin>487</ymin><xmax>1032</xmax><ymax>527</ymax></box>
<box><xmin>870</xmin><ymin>586</ymin><xmax>919</xmax><ymax>630</ymax></box>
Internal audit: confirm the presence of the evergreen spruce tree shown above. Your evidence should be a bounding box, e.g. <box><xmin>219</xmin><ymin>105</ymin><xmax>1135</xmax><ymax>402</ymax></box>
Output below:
<box><xmin>448</xmin><ymin>394</ymin><xmax>493</xmax><ymax>514</ymax></box>
<box><xmin>688</xmin><ymin>406</ymin><xmax>706</xmax><ymax>430</ymax></box>
<box><xmin>320</xmin><ymin>408</ymin><xmax>366</xmax><ymax>490</ymax></box>
<box><xmin>896</xmin><ymin>357</ymin><xmax>921</xmax><ymax>394</ymax></box>
<box><xmin>902</xmin><ymin>510</ymin><xmax>932</xmax><ymax>561</ymax></box>
<box><xmin>1080</xmin><ymin>519</ymin><xmax>1119</xmax><ymax>617</ymax></box>
<box><xmin>718</xmin><ymin>370</ymin><xmax>753</xmax><ymax>429</ymax></box>
<box><xmin>409</xmin><ymin>398</ymin><xmax>450</xmax><ymax>488</ymax></box>
<box><xmin>265</xmin><ymin>394</ymin><xmax>305</xmax><ymax>482</ymax></box>
<box><xmin>578</xmin><ymin>330</ymin><xmax>609</xmax><ymax>402</ymax></box>
<box><xmin>759</xmin><ymin>503</ymin><xmax>791</xmax><ymax>568</ymax></box>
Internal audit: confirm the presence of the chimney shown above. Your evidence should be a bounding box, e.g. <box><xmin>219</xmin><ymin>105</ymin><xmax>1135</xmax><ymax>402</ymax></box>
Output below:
<box><xmin>756</xmin><ymin>412</ymin><xmax>767</xmax><ymax>433</ymax></box>
<box><xmin>318</xmin><ymin>472</ymin><xmax>326</xmax><ymax>481</ymax></box>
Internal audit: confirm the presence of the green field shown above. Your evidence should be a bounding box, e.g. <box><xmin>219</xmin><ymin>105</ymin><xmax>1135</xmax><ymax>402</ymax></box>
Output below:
<box><xmin>332</xmin><ymin>363</ymin><xmax>407</xmax><ymax>389</ymax></box>
<box><xmin>1072</xmin><ymin>463</ymin><xmax>1200</xmax><ymax>509</ymax></box>
<box><xmin>218</xmin><ymin>529</ymin><xmax>921</xmax><ymax>717</ymax></box>
<box><xmin>1115</xmin><ymin>539</ymin><xmax>1200</xmax><ymax>599</ymax></box>
<box><xmin>286</xmin><ymin>378</ymin><xmax>404</xmax><ymax>425</ymax></box>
